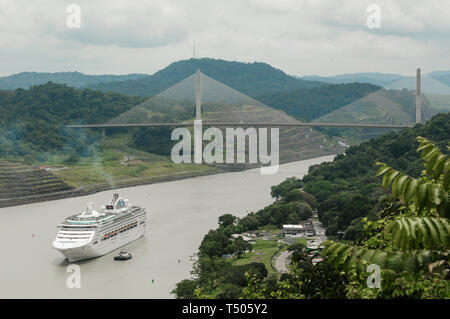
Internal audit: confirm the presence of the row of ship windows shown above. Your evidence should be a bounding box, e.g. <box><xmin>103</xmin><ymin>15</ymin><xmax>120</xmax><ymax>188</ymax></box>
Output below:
<box><xmin>57</xmin><ymin>236</ymin><xmax>90</xmax><ymax>240</ymax></box>
<box><xmin>100</xmin><ymin>221</ymin><xmax>138</xmax><ymax>241</ymax></box>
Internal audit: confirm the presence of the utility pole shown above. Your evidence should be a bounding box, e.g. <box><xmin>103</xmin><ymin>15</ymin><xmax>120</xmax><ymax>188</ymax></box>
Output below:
<box><xmin>416</xmin><ymin>68</ymin><xmax>422</xmax><ymax>124</ymax></box>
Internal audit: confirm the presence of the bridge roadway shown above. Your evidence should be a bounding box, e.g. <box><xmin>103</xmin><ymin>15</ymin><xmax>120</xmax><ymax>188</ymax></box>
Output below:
<box><xmin>66</xmin><ymin>122</ymin><xmax>413</xmax><ymax>129</ymax></box>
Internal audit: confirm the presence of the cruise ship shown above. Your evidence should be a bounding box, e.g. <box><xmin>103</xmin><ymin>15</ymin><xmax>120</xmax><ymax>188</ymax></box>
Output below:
<box><xmin>53</xmin><ymin>194</ymin><xmax>147</xmax><ymax>262</ymax></box>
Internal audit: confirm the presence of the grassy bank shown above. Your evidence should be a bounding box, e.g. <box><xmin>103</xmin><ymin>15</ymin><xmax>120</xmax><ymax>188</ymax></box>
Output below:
<box><xmin>51</xmin><ymin>134</ymin><xmax>221</xmax><ymax>187</ymax></box>
<box><xmin>233</xmin><ymin>239</ymin><xmax>280</xmax><ymax>276</ymax></box>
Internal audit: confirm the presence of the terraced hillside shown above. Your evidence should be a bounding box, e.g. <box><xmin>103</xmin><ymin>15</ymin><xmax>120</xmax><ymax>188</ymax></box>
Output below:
<box><xmin>0</xmin><ymin>162</ymin><xmax>73</xmax><ymax>200</ymax></box>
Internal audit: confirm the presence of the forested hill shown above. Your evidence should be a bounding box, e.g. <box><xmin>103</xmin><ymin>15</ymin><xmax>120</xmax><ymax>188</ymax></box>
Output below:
<box><xmin>0</xmin><ymin>72</ymin><xmax>147</xmax><ymax>90</ymax></box>
<box><xmin>257</xmin><ymin>82</ymin><xmax>381</xmax><ymax>121</ymax></box>
<box><xmin>299</xmin><ymin>70</ymin><xmax>450</xmax><ymax>88</ymax></box>
<box><xmin>88</xmin><ymin>58</ymin><xmax>323</xmax><ymax>98</ymax></box>
<box><xmin>0</xmin><ymin>82</ymin><xmax>141</xmax><ymax>156</ymax></box>
<box><xmin>300</xmin><ymin>112</ymin><xmax>449</xmax><ymax>239</ymax></box>
<box><xmin>0</xmin><ymin>82</ymin><xmax>141</xmax><ymax>125</ymax></box>
<box><xmin>299</xmin><ymin>72</ymin><xmax>404</xmax><ymax>86</ymax></box>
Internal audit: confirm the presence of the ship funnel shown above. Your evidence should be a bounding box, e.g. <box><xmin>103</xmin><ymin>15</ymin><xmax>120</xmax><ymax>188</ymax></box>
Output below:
<box><xmin>111</xmin><ymin>193</ymin><xmax>119</xmax><ymax>204</ymax></box>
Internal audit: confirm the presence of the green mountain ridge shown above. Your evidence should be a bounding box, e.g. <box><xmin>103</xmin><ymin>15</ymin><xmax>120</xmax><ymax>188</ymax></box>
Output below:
<box><xmin>87</xmin><ymin>58</ymin><xmax>324</xmax><ymax>98</ymax></box>
<box><xmin>299</xmin><ymin>71</ymin><xmax>450</xmax><ymax>94</ymax></box>
<box><xmin>0</xmin><ymin>71</ymin><xmax>147</xmax><ymax>90</ymax></box>
<box><xmin>299</xmin><ymin>72</ymin><xmax>405</xmax><ymax>86</ymax></box>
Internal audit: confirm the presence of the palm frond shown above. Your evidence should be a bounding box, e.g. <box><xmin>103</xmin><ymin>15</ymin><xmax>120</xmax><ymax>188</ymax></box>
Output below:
<box><xmin>322</xmin><ymin>241</ymin><xmax>434</xmax><ymax>273</ymax></box>
<box><xmin>385</xmin><ymin>217</ymin><xmax>450</xmax><ymax>250</ymax></box>
<box><xmin>376</xmin><ymin>163</ymin><xmax>448</xmax><ymax>217</ymax></box>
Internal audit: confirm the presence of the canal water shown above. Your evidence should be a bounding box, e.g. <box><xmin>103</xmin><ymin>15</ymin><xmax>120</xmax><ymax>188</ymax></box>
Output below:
<box><xmin>0</xmin><ymin>155</ymin><xmax>334</xmax><ymax>298</ymax></box>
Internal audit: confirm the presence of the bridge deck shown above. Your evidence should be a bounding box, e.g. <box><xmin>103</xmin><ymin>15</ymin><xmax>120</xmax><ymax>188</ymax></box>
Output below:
<box><xmin>66</xmin><ymin>122</ymin><xmax>412</xmax><ymax>129</ymax></box>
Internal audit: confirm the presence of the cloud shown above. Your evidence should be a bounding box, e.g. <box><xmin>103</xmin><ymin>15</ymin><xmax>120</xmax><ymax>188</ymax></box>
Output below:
<box><xmin>60</xmin><ymin>0</ymin><xmax>188</xmax><ymax>48</ymax></box>
<box><xmin>0</xmin><ymin>0</ymin><xmax>449</xmax><ymax>76</ymax></box>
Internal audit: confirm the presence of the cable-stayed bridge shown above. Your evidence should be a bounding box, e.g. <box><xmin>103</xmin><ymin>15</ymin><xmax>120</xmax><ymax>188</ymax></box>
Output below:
<box><xmin>67</xmin><ymin>68</ymin><xmax>432</xmax><ymax>132</ymax></box>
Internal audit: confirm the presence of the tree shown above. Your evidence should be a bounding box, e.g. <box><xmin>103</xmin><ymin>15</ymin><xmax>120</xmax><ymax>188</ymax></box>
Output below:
<box><xmin>238</xmin><ymin>214</ymin><xmax>259</xmax><ymax>231</ymax></box>
<box><xmin>376</xmin><ymin>136</ymin><xmax>449</xmax><ymax>218</ymax></box>
<box><xmin>220</xmin><ymin>263</ymin><xmax>268</xmax><ymax>289</ymax></box>
<box><xmin>171</xmin><ymin>279</ymin><xmax>197</xmax><ymax>299</ymax></box>
<box><xmin>228</xmin><ymin>236</ymin><xmax>252</xmax><ymax>258</ymax></box>
<box><xmin>217</xmin><ymin>284</ymin><xmax>242</xmax><ymax>299</ymax></box>
<box><xmin>299</xmin><ymin>113</ymin><xmax>450</xmax><ymax>237</ymax></box>
<box><xmin>270</xmin><ymin>177</ymin><xmax>302</xmax><ymax>200</ymax></box>
<box><xmin>343</xmin><ymin>218</ymin><xmax>364</xmax><ymax>240</ymax></box>
<box><xmin>0</xmin><ymin>82</ymin><xmax>141</xmax><ymax>161</ymax></box>
<box><xmin>322</xmin><ymin>136</ymin><xmax>450</xmax><ymax>298</ymax></box>
<box><xmin>218</xmin><ymin>214</ymin><xmax>236</xmax><ymax>228</ymax></box>
<box><xmin>198</xmin><ymin>229</ymin><xmax>231</xmax><ymax>258</ymax></box>
<box><xmin>191</xmin><ymin>256</ymin><xmax>230</xmax><ymax>290</ymax></box>
<box><xmin>304</xmin><ymin>180</ymin><xmax>335</xmax><ymax>202</ymax></box>
<box><xmin>284</xmin><ymin>189</ymin><xmax>317</xmax><ymax>208</ymax></box>
<box><xmin>242</xmin><ymin>251</ymin><xmax>347</xmax><ymax>299</ymax></box>
<box><xmin>288</xmin><ymin>241</ymin><xmax>307</xmax><ymax>257</ymax></box>
<box><xmin>64</xmin><ymin>152</ymin><xmax>80</xmax><ymax>165</ymax></box>
<box><xmin>132</xmin><ymin>126</ymin><xmax>176</xmax><ymax>156</ymax></box>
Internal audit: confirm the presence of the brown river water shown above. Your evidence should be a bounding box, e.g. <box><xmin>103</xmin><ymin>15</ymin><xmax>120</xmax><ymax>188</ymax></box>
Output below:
<box><xmin>0</xmin><ymin>155</ymin><xmax>334</xmax><ymax>298</ymax></box>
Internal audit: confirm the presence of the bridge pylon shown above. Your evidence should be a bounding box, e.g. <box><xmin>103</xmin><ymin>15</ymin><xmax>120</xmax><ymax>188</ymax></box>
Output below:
<box><xmin>196</xmin><ymin>69</ymin><xmax>201</xmax><ymax>120</ymax></box>
<box><xmin>194</xmin><ymin>69</ymin><xmax>202</xmax><ymax>164</ymax></box>
<box><xmin>416</xmin><ymin>68</ymin><xmax>422</xmax><ymax>124</ymax></box>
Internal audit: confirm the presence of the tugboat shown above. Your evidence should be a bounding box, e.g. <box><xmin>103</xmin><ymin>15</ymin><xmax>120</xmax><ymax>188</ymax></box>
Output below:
<box><xmin>114</xmin><ymin>249</ymin><xmax>132</xmax><ymax>261</ymax></box>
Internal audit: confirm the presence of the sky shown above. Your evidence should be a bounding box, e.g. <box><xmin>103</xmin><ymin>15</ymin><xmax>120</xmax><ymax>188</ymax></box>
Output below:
<box><xmin>0</xmin><ymin>0</ymin><xmax>449</xmax><ymax>77</ymax></box>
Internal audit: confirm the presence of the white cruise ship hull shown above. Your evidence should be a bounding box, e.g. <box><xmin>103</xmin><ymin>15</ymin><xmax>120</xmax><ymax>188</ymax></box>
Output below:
<box><xmin>53</xmin><ymin>205</ymin><xmax>147</xmax><ymax>262</ymax></box>
<box><xmin>55</xmin><ymin>225</ymin><xmax>146</xmax><ymax>262</ymax></box>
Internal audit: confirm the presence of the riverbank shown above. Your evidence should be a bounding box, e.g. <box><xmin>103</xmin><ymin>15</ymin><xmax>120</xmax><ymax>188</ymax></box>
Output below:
<box><xmin>0</xmin><ymin>152</ymin><xmax>337</xmax><ymax>208</ymax></box>
<box><xmin>0</xmin><ymin>155</ymin><xmax>335</xmax><ymax>298</ymax></box>
<box><xmin>0</xmin><ymin>167</ymin><xmax>226</xmax><ymax>208</ymax></box>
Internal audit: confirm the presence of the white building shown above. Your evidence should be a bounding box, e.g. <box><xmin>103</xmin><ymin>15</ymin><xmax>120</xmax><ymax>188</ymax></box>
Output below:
<box><xmin>282</xmin><ymin>224</ymin><xmax>304</xmax><ymax>237</ymax></box>
<box><xmin>230</xmin><ymin>234</ymin><xmax>255</xmax><ymax>244</ymax></box>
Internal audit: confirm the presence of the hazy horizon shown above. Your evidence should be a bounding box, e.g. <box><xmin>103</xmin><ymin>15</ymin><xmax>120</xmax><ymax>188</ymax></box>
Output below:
<box><xmin>0</xmin><ymin>57</ymin><xmax>448</xmax><ymax>79</ymax></box>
